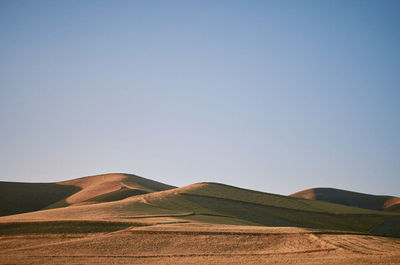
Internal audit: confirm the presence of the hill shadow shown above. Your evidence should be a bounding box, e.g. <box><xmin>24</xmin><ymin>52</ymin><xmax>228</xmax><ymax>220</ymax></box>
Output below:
<box><xmin>0</xmin><ymin>182</ymin><xmax>81</xmax><ymax>216</ymax></box>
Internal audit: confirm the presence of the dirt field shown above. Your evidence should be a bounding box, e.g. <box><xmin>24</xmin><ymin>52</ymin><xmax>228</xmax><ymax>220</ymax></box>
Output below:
<box><xmin>1</xmin><ymin>222</ymin><xmax>399</xmax><ymax>265</ymax></box>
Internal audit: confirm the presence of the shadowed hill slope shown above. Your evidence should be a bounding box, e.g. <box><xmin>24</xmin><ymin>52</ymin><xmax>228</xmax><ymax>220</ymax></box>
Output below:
<box><xmin>0</xmin><ymin>182</ymin><xmax>80</xmax><ymax>216</ymax></box>
<box><xmin>0</xmin><ymin>173</ymin><xmax>175</xmax><ymax>216</ymax></box>
<box><xmin>289</xmin><ymin>187</ymin><xmax>399</xmax><ymax>211</ymax></box>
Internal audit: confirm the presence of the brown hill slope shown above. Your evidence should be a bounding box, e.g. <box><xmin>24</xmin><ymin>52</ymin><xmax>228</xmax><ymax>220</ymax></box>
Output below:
<box><xmin>289</xmin><ymin>187</ymin><xmax>399</xmax><ymax>211</ymax></box>
<box><xmin>385</xmin><ymin>197</ymin><xmax>400</xmax><ymax>211</ymax></box>
<box><xmin>55</xmin><ymin>173</ymin><xmax>176</xmax><ymax>206</ymax></box>
<box><xmin>0</xmin><ymin>173</ymin><xmax>175</xmax><ymax>216</ymax></box>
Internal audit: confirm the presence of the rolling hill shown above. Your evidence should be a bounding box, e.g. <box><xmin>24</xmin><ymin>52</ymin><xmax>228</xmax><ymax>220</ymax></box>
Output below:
<box><xmin>0</xmin><ymin>173</ymin><xmax>175</xmax><ymax>216</ymax></box>
<box><xmin>1</xmin><ymin>175</ymin><xmax>399</xmax><ymax>237</ymax></box>
<box><xmin>290</xmin><ymin>187</ymin><xmax>400</xmax><ymax>212</ymax></box>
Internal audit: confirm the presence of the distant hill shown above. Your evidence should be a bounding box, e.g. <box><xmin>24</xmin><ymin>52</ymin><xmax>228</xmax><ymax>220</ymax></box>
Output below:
<box><xmin>0</xmin><ymin>173</ymin><xmax>175</xmax><ymax>216</ymax></box>
<box><xmin>289</xmin><ymin>187</ymin><xmax>400</xmax><ymax>211</ymax></box>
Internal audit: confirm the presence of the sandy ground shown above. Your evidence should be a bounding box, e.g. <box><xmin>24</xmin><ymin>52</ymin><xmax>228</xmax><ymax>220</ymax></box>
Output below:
<box><xmin>0</xmin><ymin>222</ymin><xmax>399</xmax><ymax>265</ymax></box>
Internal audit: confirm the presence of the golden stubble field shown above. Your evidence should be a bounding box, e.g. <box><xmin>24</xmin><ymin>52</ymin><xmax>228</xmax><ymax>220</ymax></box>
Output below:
<box><xmin>0</xmin><ymin>221</ymin><xmax>400</xmax><ymax>265</ymax></box>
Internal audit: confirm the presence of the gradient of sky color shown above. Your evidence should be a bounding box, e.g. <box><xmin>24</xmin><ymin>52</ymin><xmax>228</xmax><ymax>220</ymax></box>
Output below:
<box><xmin>1</xmin><ymin>0</ymin><xmax>399</xmax><ymax>196</ymax></box>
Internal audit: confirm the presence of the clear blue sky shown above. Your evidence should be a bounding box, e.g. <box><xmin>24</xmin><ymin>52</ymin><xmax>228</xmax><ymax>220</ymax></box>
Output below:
<box><xmin>1</xmin><ymin>0</ymin><xmax>399</xmax><ymax>196</ymax></box>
